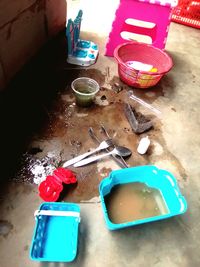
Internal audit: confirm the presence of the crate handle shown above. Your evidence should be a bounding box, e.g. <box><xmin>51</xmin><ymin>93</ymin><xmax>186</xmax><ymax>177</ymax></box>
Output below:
<box><xmin>34</xmin><ymin>210</ymin><xmax>80</xmax><ymax>219</ymax></box>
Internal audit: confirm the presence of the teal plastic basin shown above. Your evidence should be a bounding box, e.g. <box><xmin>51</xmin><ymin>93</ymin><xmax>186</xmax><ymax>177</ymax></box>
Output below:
<box><xmin>99</xmin><ymin>165</ymin><xmax>187</xmax><ymax>230</ymax></box>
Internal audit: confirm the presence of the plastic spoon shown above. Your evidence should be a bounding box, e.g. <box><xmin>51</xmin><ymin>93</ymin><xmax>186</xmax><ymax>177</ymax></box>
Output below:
<box><xmin>74</xmin><ymin>146</ymin><xmax>131</xmax><ymax>167</ymax></box>
<box><xmin>63</xmin><ymin>139</ymin><xmax>113</xmax><ymax>167</ymax></box>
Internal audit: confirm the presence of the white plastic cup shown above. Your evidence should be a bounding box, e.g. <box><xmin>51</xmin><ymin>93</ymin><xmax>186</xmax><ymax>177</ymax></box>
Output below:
<box><xmin>71</xmin><ymin>77</ymin><xmax>100</xmax><ymax>107</ymax></box>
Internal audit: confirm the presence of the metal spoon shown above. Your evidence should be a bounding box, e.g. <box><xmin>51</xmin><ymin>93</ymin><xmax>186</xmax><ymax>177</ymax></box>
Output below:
<box><xmin>88</xmin><ymin>126</ymin><xmax>131</xmax><ymax>168</ymax></box>
<box><xmin>115</xmin><ymin>146</ymin><xmax>132</xmax><ymax>158</ymax></box>
<box><xmin>100</xmin><ymin>124</ymin><xmax>131</xmax><ymax>158</ymax></box>
<box><xmin>74</xmin><ymin>146</ymin><xmax>131</xmax><ymax>167</ymax></box>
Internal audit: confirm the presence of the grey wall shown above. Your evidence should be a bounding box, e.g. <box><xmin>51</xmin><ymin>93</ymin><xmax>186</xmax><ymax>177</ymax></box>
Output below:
<box><xmin>0</xmin><ymin>0</ymin><xmax>67</xmax><ymax>91</ymax></box>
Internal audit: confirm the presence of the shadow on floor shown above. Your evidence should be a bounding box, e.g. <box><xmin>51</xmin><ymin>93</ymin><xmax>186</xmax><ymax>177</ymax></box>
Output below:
<box><xmin>0</xmin><ymin>31</ymin><xmax>80</xmax><ymax>185</ymax></box>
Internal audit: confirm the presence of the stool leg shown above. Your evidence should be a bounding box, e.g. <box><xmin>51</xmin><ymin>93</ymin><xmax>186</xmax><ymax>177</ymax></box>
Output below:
<box><xmin>105</xmin><ymin>0</ymin><xmax>129</xmax><ymax>56</ymax></box>
<box><xmin>105</xmin><ymin>0</ymin><xmax>172</xmax><ymax>56</ymax></box>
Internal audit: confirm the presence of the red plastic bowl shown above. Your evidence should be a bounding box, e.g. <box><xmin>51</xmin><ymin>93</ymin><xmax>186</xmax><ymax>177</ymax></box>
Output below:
<box><xmin>114</xmin><ymin>42</ymin><xmax>173</xmax><ymax>89</ymax></box>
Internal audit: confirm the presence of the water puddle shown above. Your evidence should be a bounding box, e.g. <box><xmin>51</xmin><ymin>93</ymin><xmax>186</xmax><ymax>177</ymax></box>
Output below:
<box><xmin>104</xmin><ymin>182</ymin><xmax>168</xmax><ymax>224</ymax></box>
<box><xmin>0</xmin><ymin>220</ymin><xmax>13</xmax><ymax>238</ymax></box>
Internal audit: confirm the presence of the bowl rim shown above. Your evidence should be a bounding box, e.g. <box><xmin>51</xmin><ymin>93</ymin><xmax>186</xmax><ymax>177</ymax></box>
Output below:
<box><xmin>71</xmin><ymin>77</ymin><xmax>100</xmax><ymax>96</ymax></box>
<box><xmin>114</xmin><ymin>41</ymin><xmax>173</xmax><ymax>76</ymax></box>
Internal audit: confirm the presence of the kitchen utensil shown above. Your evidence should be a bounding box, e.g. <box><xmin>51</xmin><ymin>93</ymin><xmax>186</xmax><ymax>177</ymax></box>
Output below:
<box><xmin>63</xmin><ymin>139</ymin><xmax>113</xmax><ymax>168</ymax></box>
<box><xmin>74</xmin><ymin>147</ymin><xmax>130</xmax><ymax>167</ymax></box>
<box><xmin>100</xmin><ymin>124</ymin><xmax>130</xmax><ymax>167</ymax></box>
<box><xmin>88</xmin><ymin>127</ymin><xmax>130</xmax><ymax>168</ymax></box>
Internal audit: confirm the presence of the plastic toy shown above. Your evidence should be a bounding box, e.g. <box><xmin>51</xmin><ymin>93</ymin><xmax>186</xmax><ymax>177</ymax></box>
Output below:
<box><xmin>105</xmin><ymin>0</ymin><xmax>177</xmax><ymax>56</ymax></box>
<box><xmin>99</xmin><ymin>166</ymin><xmax>187</xmax><ymax>230</ymax></box>
<box><xmin>38</xmin><ymin>168</ymin><xmax>77</xmax><ymax>202</ymax></box>
<box><xmin>30</xmin><ymin>202</ymin><xmax>80</xmax><ymax>262</ymax></box>
<box><xmin>66</xmin><ymin>10</ymin><xmax>99</xmax><ymax>66</ymax></box>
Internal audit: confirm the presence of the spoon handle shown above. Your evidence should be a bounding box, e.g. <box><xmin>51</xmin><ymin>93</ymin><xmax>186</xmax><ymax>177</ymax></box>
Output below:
<box><xmin>63</xmin><ymin>145</ymin><xmax>101</xmax><ymax>167</ymax></box>
<box><xmin>74</xmin><ymin>150</ymin><xmax>114</xmax><ymax>167</ymax></box>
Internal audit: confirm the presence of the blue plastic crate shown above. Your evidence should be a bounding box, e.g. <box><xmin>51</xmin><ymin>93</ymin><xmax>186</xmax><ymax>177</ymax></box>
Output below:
<box><xmin>99</xmin><ymin>165</ymin><xmax>187</xmax><ymax>230</ymax></box>
<box><xmin>30</xmin><ymin>202</ymin><xmax>80</xmax><ymax>262</ymax></box>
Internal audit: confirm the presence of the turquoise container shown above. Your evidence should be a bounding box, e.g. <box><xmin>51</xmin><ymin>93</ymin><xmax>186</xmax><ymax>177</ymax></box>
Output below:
<box><xmin>30</xmin><ymin>202</ymin><xmax>80</xmax><ymax>262</ymax></box>
<box><xmin>99</xmin><ymin>165</ymin><xmax>187</xmax><ymax>230</ymax></box>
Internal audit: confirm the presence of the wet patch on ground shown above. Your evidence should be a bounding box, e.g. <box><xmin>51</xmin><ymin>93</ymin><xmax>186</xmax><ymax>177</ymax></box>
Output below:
<box><xmin>11</xmin><ymin>84</ymin><xmax>187</xmax><ymax>201</ymax></box>
<box><xmin>78</xmin><ymin>68</ymin><xmax>106</xmax><ymax>86</ymax></box>
<box><xmin>109</xmin><ymin>74</ymin><xmax>175</xmax><ymax>105</ymax></box>
<box><xmin>24</xmin><ymin>245</ymin><xmax>29</xmax><ymax>251</ymax></box>
<box><xmin>11</xmin><ymin>152</ymin><xmax>60</xmax><ymax>184</ymax></box>
<box><xmin>0</xmin><ymin>220</ymin><xmax>13</xmax><ymax>238</ymax></box>
<box><xmin>0</xmin><ymin>33</ymin><xmax>186</xmax><ymax>202</ymax></box>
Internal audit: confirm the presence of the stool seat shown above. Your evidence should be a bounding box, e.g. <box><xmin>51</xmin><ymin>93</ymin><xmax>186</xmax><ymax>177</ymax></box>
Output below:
<box><xmin>105</xmin><ymin>0</ymin><xmax>176</xmax><ymax>56</ymax></box>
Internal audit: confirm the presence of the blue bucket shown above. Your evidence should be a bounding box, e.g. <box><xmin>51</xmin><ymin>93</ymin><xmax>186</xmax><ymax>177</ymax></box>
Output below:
<box><xmin>99</xmin><ymin>165</ymin><xmax>187</xmax><ymax>230</ymax></box>
<box><xmin>30</xmin><ymin>202</ymin><xmax>80</xmax><ymax>262</ymax></box>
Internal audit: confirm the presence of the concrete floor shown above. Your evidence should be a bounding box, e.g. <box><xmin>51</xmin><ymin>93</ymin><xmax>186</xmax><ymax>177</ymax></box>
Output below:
<box><xmin>0</xmin><ymin>1</ymin><xmax>200</xmax><ymax>266</ymax></box>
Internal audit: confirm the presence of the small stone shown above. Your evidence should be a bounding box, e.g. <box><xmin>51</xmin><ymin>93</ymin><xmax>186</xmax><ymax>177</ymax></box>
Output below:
<box><xmin>100</xmin><ymin>95</ymin><xmax>107</xmax><ymax>101</ymax></box>
<box><xmin>112</xmin><ymin>82</ymin><xmax>123</xmax><ymax>93</ymax></box>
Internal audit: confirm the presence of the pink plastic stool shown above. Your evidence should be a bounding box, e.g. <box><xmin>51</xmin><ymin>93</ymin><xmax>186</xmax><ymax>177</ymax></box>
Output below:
<box><xmin>105</xmin><ymin>0</ymin><xmax>177</xmax><ymax>56</ymax></box>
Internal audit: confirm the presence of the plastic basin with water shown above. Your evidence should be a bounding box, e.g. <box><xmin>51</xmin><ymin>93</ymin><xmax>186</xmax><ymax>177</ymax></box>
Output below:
<box><xmin>99</xmin><ymin>165</ymin><xmax>187</xmax><ymax>230</ymax></box>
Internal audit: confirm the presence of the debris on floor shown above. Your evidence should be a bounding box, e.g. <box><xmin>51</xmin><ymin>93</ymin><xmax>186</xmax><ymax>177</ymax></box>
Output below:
<box><xmin>124</xmin><ymin>103</ymin><xmax>153</xmax><ymax>134</ymax></box>
<box><xmin>112</xmin><ymin>82</ymin><xmax>124</xmax><ymax>93</ymax></box>
<box><xmin>128</xmin><ymin>90</ymin><xmax>161</xmax><ymax>116</ymax></box>
<box><xmin>12</xmin><ymin>153</ymin><xmax>58</xmax><ymax>184</ymax></box>
<box><xmin>0</xmin><ymin>220</ymin><xmax>13</xmax><ymax>238</ymax></box>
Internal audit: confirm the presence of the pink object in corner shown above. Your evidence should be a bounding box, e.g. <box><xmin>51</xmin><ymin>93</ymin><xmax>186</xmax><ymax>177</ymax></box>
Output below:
<box><xmin>105</xmin><ymin>0</ymin><xmax>177</xmax><ymax>57</ymax></box>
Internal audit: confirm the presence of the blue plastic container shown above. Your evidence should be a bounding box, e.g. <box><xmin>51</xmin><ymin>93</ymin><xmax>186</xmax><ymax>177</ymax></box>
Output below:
<box><xmin>99</xmin><ymin>165</ymin><xmax>187</xmax><ymax>230</ymax></box>
<box><xmin>30</xmin><ymin>202</ymin><xmax>80</xmax><ymax>262</ymax></box>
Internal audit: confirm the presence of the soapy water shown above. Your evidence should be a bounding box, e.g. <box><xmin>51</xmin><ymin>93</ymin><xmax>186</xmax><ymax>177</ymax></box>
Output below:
<box><xmin>104</xmin><ymin>182</ymin><xmax>168</xmax><ymax>224</ymax></box>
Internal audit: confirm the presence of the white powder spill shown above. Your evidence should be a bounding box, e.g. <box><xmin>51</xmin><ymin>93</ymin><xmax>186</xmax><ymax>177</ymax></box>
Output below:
<box><xmin>47</xmin><ymin>151</ymin><xmax>58</xmax><ymax>158</ymax></box>
<box><xmin>31</xmin><ymin>159</ymin><xmax>56</xmax><ymax>185</ymax></box>
<box><xmin>152</xmin><ymin>141</ymin><xmax>164</xmax><ymax>156</ymax></box>
<box><xmin>12</xmin><ymin>152</ymin><xmax>59</xmax><ymax>184</ymax></box>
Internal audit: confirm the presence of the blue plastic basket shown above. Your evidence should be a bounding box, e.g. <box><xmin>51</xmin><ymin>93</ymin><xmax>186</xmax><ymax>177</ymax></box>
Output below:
<box><xmin>30</xmin><ymin>202</ymin><xmax>80</xmax><ymax>262</ymax></box>
<box><xmin>99</xmin><ymin>165</ymin><xmax>187</xmax><ymax>230</ymax></box>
